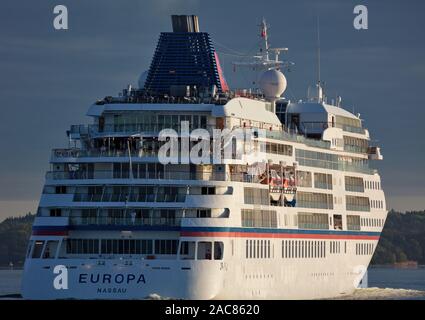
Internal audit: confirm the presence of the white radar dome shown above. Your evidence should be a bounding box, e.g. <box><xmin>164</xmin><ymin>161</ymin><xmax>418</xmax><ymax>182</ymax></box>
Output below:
<box><xmin>259</xmin><ymin>69</ymin><xmax>287</xmax><ymax>99</ymax></box>
<box><xmin>138</xmin><ymin>70</ymin><xmax>149</xmax><ymax>89</ymax></box>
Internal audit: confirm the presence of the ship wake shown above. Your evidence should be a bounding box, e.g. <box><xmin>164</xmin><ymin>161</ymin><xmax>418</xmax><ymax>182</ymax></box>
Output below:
<box><xmin>333</xmin><ymin>287</ymin><xmax>425</xmax><ymax>300</ymax></box>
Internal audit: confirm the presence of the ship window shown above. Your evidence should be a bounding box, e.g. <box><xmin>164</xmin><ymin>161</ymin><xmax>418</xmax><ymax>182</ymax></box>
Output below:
<box><xmin>214</xmin><ymin>242</ymin><xmax>224</xmax><ymax>260</ymax></box>
<box><xmin>260</xmin><ymin>240</ymin><xmax>264</xmax><ymax>258</ymax></box>
<box><xmin>200</xmin><ymin>116</ymin><xmax>207</xmax><ymax>129</ymax></box>
<box><xmin>155</xmin><ymin>240</ymin><xmax>178</xmax><ymax>255</ymax></box>
<box><xmin>268</xmin><ymin>240</ymin><xmax>271</xmax><ymax>258</ymax></box>
<box><xmin>32</xmin><ymin>241</ymin><xmax>45</xmax><ymax>258</ymax></box>
<box><xmin>314</xmin><ymin>173</ymin><xmax>333</xmax><ymax>190</ymax></box>
<box><xmin>50</xmin><ymin>208</ymin><xmax>62</xmax><ymax>217</ymax></box>
<box><xmin>296</xmin><ymin>171</ymin><xmax>312</xmax><ymax>188</ymax></box>
<box><xmin>180</xmin><ymin>241</ymin><xmax>195</xmax><ymax>260</ymax></box>
<box><xmin>26</xmin><ymin>240</ymin><xmax>34</xmax><ymax>258</ymax></box>
<box><xmin>201</xmin><ymin>187</ymin><xmax>215</xmax><ymax>195</ymax></box>
<box><xmin>197</xmin><ymin>209</ymin><xmax>211</xmax><ymax>218</ymax></box>
<box><xmin>55</xmin><ymin>186</ymin><xmax>67</xmax><ymax>194</ymax></box>
<box><xmin>250</xmin><ymin>240</ymin><xmax>253</xmax><ymax>258</ymax></box>
<box><xmin>197</xmin><ymin>241</ymin><xmax>212</xmax><ymax>260</ymax></box>
<box><xmin>333</xmin><ymin>214</ymin><xmax>343</xmax><ymax>230</ymax></box>
<box><xmin>43</xmin><ymin>240</ymin><xmax>59</xmax><ymax>259</ymax></box>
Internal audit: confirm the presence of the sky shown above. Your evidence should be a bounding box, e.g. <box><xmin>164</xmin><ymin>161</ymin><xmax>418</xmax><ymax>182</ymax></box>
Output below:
<box><xmin>0</xmin><ymin>0</ymin><xmax>424</xmax><ymax>221</ymax></box>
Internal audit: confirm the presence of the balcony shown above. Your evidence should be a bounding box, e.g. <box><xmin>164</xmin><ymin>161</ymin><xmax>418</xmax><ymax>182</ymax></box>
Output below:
<box><xmin>70</xmin><ymin>122</ymin><xmax>212</xmax><ymax>137</ymax></box>
<box><xmin>51</xmin><ymin>148</ymin><xmax>154</xmax><ymax>159</ymax></box>
<box><xmin>69</xmin><ymin>216</ymin><xmax>181</xmax><ymax>227</ymax></box>
<box><xmin>45</xmin><ymin>170</ymin><xmax>254</xmax><ymax>183</ymax></box>
<box><xmin>343</xmin><ymin>145</ymin><xmax>368</xmax><ymax>154</ymax></box>
<box><xmin>342</xmin><ymin>125</ymin><xmax>366</xmax><ymax>135</ymax></box>
<box><xmin>368</xmin><ymin>146</ymin><xmax>383</xmax><ymax>160</ymax></box>
<box><xmin>73</xmin><ymin>192</ymin><xmax>186</xmax><ymax>203</ymax></box>
<box><xmin>266</xmin><ymin>130</ymin><xmax>331</xmax><ymax>149</ymax></box>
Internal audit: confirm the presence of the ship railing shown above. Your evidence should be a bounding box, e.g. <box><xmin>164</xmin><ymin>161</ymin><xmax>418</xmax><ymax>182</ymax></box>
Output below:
<box><xmin>51</xmin><ymin>148</ymin><xmax>148</xmax><ymax>158</ymax></box>
<box><xmin>296</xmin><ymin>201</ymin><xmax>333</xmax><ymax>210</ymax></box>
<box><xmin>343</xmin><ymin>145</ymin><xmax>369</xmax><ymax>154</ymax></box>
<box><xmin>346</xmin><ymin>204</ymin><xmax>371</xmax><ymax>212</ymax></box>
<box><xmin>339</xmin><ymin>162</ymin><xmax>374</xmax><ymax>174</ymax></box>
<box><xmin>88</xmin><ymin>123</ymin><xmax>213</xmax><ymax>135</ymax></box>
<box><xmin>68</xmin><ymin>216</ymin><xmax>181</xmax><ymax>227</ymax></box>
<box><xmin>70</xmin><ymin>125</ymin><xmax>90</xmax><ymax>135</ymax></box>
<box><xmin>345</xmin><ymin>185</ymin><xmax>365</xmax><ymax>193</ymax></box>
<box><xmin>72</xmin><ymin>192</ymin><xmax>186</xmax><ymax>203</ymax></box>
<box><xmin>265</xmin><ymin>130</ymin><xmax>331</xmax><ymax>149</ymax></box>
<box><xmin>298</xmin><ymin>223</ymin><xmax>329</xmax><ymax>230</ymax></box>
<box><xmin>346</xmin><ymin>224</ymin><xmax>362</xmax><ymax>231</ymax></box>
<box><xmin>45</xmin><ymin>170</ymin><xmax>257</xmax><ymax>183</ymax></box>
<box><xmin>341</xmin><ymin>125</ymin><xmax>366</xmax><ymax>135</ymax></box>
<box><xmin>313</xmin><ymin>182</ymin><xmax>333</xmax><ymax>190</ymax></box>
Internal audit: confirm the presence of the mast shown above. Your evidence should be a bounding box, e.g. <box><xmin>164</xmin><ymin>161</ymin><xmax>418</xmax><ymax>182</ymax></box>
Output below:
<box><xmin>316</xmin><ymin>15</ymin><xmax>323</xmax><ymax>102</ymax></box>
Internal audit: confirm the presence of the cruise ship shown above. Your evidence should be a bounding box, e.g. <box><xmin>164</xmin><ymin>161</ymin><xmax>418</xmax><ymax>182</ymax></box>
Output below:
<box><xmin>21</xmin><ymin>15</ymin><xmax>387</xmax><ymax>300</ymax></box>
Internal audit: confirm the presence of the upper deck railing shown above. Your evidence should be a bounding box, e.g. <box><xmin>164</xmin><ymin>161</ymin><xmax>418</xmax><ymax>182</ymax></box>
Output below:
<box><xmin>266</xmin><ymin>130</ymin><xmax>331</xmax><ymax>149</ymax></box>
<box><xmin>45</xmin><ymin>170</ymin><xmax>259</xmax><ymax>183</ymax></box>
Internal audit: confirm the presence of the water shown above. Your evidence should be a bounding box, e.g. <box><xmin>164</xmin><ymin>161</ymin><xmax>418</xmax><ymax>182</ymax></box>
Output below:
<box><xmin>1</xmin><ymin>268</ymin><xmax>425</xmax><ymax>299</ymax></box>
<box><xmin>0</xmin><ymin>269</ymin><xmax>22</xmax><ymax>297</ymax></box>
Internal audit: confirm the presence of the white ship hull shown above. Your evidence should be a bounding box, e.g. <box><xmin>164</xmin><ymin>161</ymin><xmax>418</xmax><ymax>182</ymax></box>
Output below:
<box><xmin>22</xmin><ymin>233</ymin><xmax>379</xmax><ymax>300</ymax></box>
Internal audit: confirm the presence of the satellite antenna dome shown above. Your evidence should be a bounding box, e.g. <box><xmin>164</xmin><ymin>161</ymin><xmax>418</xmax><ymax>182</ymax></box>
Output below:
<box><xmin>138</xmin><ymin>70</ymin><xmax>149</xmax><ymax>89</ymax></box>
<box><xmin>259</xmin><ymin>69</ymin><xmax>287</xmax><ymax>99</ymax></box>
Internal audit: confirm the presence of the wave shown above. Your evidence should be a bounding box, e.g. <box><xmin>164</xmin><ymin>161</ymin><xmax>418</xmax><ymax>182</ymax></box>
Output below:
<box><xmin>334</xmin><ymin>287</ymin><xmax>425</xmax><ymax>300</ymax></box>
<box><xmin>2</xmin><ymin>288</ymin><xmax>425</xmax><ymax>300</ymax></box>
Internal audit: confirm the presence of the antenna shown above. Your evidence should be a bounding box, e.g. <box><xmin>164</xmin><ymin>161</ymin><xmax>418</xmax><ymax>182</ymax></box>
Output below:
<box><xmin>314</xmin><ymin>15</ymin><xmax>323</xmax><ymax>103</ymax></box>
<box><xmin>317</xmin><ymin>15</ymin><xmax>321</xmax><ymax>85</ymax></box>
<box><xmin>232</xmin><ymin>18</ymin><xmax>293</xmax><ymax>72</ymax></box>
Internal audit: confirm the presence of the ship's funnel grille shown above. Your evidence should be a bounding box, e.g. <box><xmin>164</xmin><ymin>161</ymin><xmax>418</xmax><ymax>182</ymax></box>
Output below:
<box><xmin>144</xmin><ymin>15</ymin><xmax>228</xmax><ymax>95</ymax></box>
<box><xmin>171</xmin><ymin>15</ymin><xmax>199</xmax><ymax>32</ymax></box>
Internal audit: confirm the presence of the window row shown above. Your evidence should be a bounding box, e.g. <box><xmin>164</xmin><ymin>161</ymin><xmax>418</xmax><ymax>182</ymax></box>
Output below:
<box><xmin>73</xmin><ymin>185</ymin><xmax>187</xmax><ymax>203</ymax></box>
<box><xmin>295</xmin><ymin>171</ymin><xmax>333</xmax><ymax>190</ymax></box>
<box><xmin>346</xmin><ymin>215</ymin><xmax>361</xmax><ymax>231</ymax></box>
<box><xmin>356</xmin><ymin>242</ymin><xmax>374</xmax><ymax>255</ymax></box>
<box><xmin>296</xmin><ymin>149</ymin><xmax>372</xmax><ymax>174</ymax></box>
<box><xmin>297</xmin><ymin>212</ymin><xmax>329</xmax><ymax>230</ymax></box>
<box><xmin>330</xmin><ymin>241</ymin><xmax>342</xmax><ymax>254</ymax></box>
<box><xmin>264</xmin><ymin>142</ymin><xmax>293</xmax><ymax>157</ymax></box>
<box><xmin>28</xmin><ymin>239</ymin><xmax>224</xmax><ymax>260</ymax></box>
<box><xmin>345</xmin><ymin>176</ymin><xmax>365</xmax><ymax>193</ymax></box>
<box><xmin>241</xmin><ymin>209</ymin><xmax>277</xmax><ymax>228</ymax></box>
<box><xmin>244</xmin><ymin>187</ymin><xmax>269</xmax><ymax>205</ymax></box>
<box><xmin>335</xmin><ymin>115</ymin><xmax>362</xmax><ymax>129</ymax></box>
<box><xmin>365</xmin><ymin>180</ymin><xmax>381</xmax><ymax>190</ymax></box>
<box><xmin>370</xmin><ymin>199</ymin><xmax>384</xmax><ymax>209</ymax></box>
<box><xmin>111</xmin><ymin>113</ymin><xmax>208</xmax><ymax>132</ymax></box>
<box><xmin>297</xmin><ymin>192</ymin><xmax>334</xmax><ymax>210</ymax></box>
<box><xmin>346</xmin><ymin>195</ymin><xmax>370</xmax><ymax>212</ymax></box>
<box><xmin>69</xmin><ymin>208</ymin><xmax>181</xmax><ymax>226</ymax></box>
<box><xmin>66</xmin><ymin>239</ymin><xmax>178</xmax><ymax>255</ymax></box>
<box><xmin>180</xmin><ymin>241</ymin><xmax>223</xmax><ymax>260</ymax></box>
<box><xmin>282</xmin><ymin>240</ymin><xmax>326</xmax><ymax>259</ymax></box>
<box><xmin>343</xmin><ymin>136</ymin><xmax>369</xmax><ymax>154</ymax></box>
<box><xmin>245</xmin><ymin>240</ymin><xmax>272</xmax><ymax>259</ymax></box>
<box><xmin>361</xmin><ymin>217</ymin><xmax>384</xmax><ymax>228</ymax></box>
<box><xmin>314</xmin><ymin>172</ymin><xmax>333</xmax><ymax>190</ymax></box>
